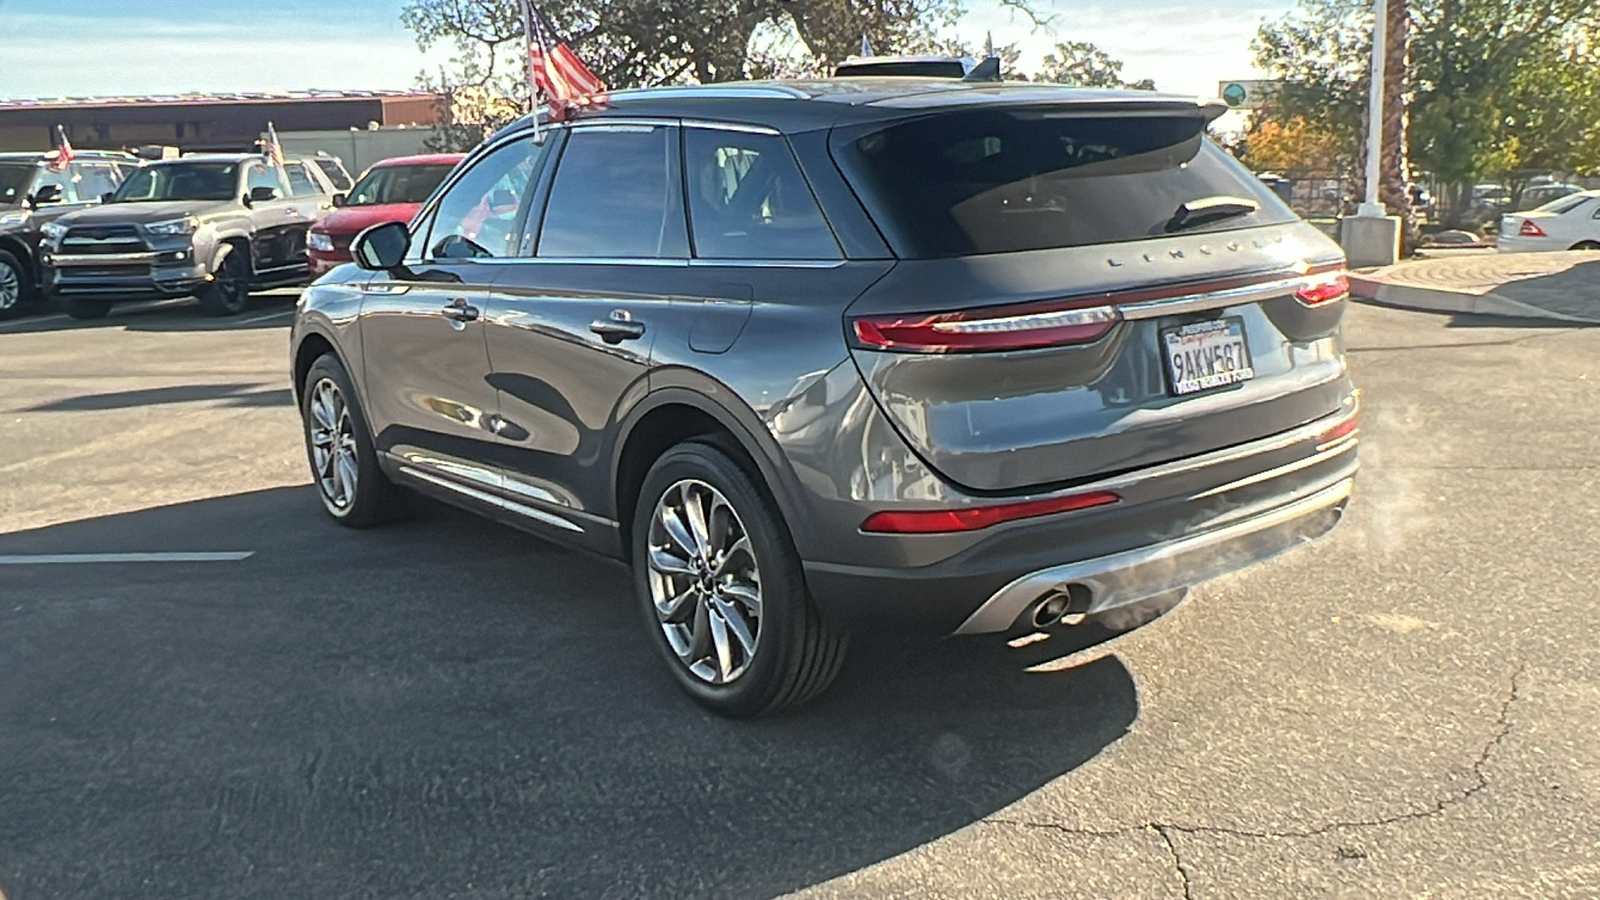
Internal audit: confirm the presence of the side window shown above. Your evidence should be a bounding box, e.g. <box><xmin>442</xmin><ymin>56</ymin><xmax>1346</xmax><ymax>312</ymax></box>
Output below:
<box><xmin>537</xmin><ymin>125</ymin><xmax>679</xmax><ymax>259</ymax></box>
<box><xmin>245</xmin><ymin>162</ymin><xmax>281</xmax><ymax>197</ymax></box>
<box><xmin>424</xmin><ymin>137</ymin><xmax>547</xmax><ymax>260</ymax></box>
<box><xmin>285</xmin><ymin>163</ymin><xmax>319</xmax><ymax>196</ymax></box>
<box><xmin>34</xmin><ymin>167</ymin><xmax>77</xmax><ymax>203</ymax></box>
<box><xmin>72</xmin><ymin>164</ymin><xmax>121</xmax><ymax>201</ymax></box>
<box><xmin>684</xmin><ymin>128</ymin><xmax>840</xmax><ymax>260</ymax></box>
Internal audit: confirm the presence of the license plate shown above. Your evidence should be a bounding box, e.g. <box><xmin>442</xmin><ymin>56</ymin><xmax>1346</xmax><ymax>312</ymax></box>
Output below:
<box><xmin>1161</xmin><ymin>317</ymin><xmax>1254</xmax><ymax>396</ymax></box>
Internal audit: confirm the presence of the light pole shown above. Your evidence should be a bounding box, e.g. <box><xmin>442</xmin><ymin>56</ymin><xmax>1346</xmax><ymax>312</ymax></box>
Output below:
<box><xmin>1358</xmin><ymin>0</ymin><xmax>1387</xmax><ymax>218</ymax></box>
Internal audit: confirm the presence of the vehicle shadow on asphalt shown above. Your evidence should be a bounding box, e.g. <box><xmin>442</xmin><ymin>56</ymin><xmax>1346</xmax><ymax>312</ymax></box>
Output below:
<box><xmin>0</xmin><ymin>293</ymin><xmax>299</xmax><ymax>334</ymax></box>
<box><xmin>0</xmin><ymin>486</ymin><xmax>1140</xmax><ymax>900</ymax></box>
<box><xmin>1490</xmin><ymin>254</ymin><xmax>1600</xmax><ymax>324</ymax></box>
<box><xmin>22</xmin><ymin>382</ymin><xmax>294</xmax><ymax>411</ymax></box>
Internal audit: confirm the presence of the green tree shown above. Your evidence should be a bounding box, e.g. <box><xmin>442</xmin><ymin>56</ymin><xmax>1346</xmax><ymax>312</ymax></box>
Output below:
<box><xmin>1255</xmin><ymin>0</ymin><xmax>1600</xmax><ymax>224</ymax></box>
<box><xmin>1035</xmin><ymin>41</ymin><xmax>1155</xmax><ymax>89</ymax></box>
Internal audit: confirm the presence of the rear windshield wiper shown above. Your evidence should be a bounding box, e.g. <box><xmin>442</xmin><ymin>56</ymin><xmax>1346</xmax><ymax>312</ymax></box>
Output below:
<box><xmin>1165</xmin><ymin>195</ymin><xmax>1260</xmax><ymax>233</ymax></box>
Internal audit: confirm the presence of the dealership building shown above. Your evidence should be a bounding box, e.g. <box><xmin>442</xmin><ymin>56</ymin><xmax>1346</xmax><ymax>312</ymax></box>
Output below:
<box><xmin>0</xmin><ymin>90</ymin><xmax>441</xmax><ymax>155</ymax></box>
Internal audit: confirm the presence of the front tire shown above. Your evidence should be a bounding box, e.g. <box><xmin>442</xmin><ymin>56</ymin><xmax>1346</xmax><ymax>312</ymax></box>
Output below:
<box><xmin>301</xmin><ymin>353</ymin><xmax>406</xmax><ymax>527</ymax></box>
<box><xmin>0</xmin><ymin>250</ymin><xmax>28</xmax><ymax>320</ymax></box>
<box><xmin>197</xmin><ymin>245</ymin><xmax>251</xmax><ymax>316</ymax></box>
<box><xmin>633</xmin><ymin>440</ymin><xmax>846</xmax><ymax>717</ymax></box>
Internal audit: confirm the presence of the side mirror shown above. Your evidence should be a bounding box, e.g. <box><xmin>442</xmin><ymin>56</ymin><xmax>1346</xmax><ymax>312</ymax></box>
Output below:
<box><xmin>247</xmin><ymin>186</ymin><xmax>280</xmax><ymax>205</ymax></box>
<box><xmin>352</xmin><ymin>221</ymin><xmax>410</xmax><ymax>270</ymax></box>
<box><xmin>30</xmin><ymin>184</ymin><xmax>63</xmax><ymax>205</ymax></box>
<box><xmin>331</xmin><ymin>192</ymin><xmax>347</xmax><ymax>208</ymax></box>
<box><xmin>100</xmin><ymin>191</ymin><xmax>116</xmax><ymax>204</ymax></box>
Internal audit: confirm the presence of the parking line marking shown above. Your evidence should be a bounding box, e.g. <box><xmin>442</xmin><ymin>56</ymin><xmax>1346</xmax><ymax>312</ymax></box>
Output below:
<box><xmin>0</xmin><ymin>552</ymin><xmax>255</xmax><ymax>565</ymax></box>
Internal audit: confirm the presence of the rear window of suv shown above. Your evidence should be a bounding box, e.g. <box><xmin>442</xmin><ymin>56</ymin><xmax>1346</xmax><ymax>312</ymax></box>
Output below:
<box><xmin>832</xmin><ymin>109</ymin><xmax>1297</xmax><ymax>257</ymax></box>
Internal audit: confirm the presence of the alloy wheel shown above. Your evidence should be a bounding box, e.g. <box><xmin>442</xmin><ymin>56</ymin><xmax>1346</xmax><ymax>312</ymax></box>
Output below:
<box><xmin>308</xmin><ymin>377</ymin><xmax>359</xmax><ymax>511</ymax></box>
<box><xmin>0</xmin><ymin>260</ymin><xmax>20</xmax><ymax>311</ymax></box>
<box><xmin>646</xmin><ymin>478</ymin><xmax>763</xmax><ymax>684</ymax></box>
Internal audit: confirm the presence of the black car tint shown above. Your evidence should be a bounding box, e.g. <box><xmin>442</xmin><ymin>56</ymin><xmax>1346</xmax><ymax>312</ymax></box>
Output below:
<box><xmin>538</xmin><ymin>126</ymin><xmax>675</xmax><ymax>259</ymax></box>
<box><xmin>684</xmin><ymin>129</ymin><xmax>841</xmax><ymax>261</ymax></box>
<box><xmin>834</xmin><ymin>110</ymin><xmax>1296</xmax><ymax>257</ymax></box>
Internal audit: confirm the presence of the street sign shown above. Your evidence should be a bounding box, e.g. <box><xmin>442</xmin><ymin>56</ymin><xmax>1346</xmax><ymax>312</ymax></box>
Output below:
<box><xmin>1217</xmin><ymin>80</ymin><xmax>1279</xmax><ymax>110</ymax></box>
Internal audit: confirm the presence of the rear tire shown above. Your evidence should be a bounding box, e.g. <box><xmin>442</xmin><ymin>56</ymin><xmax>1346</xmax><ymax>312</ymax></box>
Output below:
<box><xmin>197</xmin><ymin>245</ymin><xmax>251</xmax><ymax>316</ymax></box>
<box><xmin>60</xmin><ymin>295</ymin><xmax>112</xmax><ymax>320</ymax></box>
<box><xmin>632</xmin><ymin>440</ymin><xmax>847</xmax><ymax>717</ymax></box>
<box><xmin>0</xmin><ymin>250</ymin><xmax>28</xmax><ymax>320</ymax></box>
<box><xmin>300</xmin><ymin>353</ymin><xmax>407</xmax><ymax>527</ymax></box>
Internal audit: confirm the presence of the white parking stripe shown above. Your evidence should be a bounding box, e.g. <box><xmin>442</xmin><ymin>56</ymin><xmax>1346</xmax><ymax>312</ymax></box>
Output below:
<box><xmin>0</xmin><ymin>552</ymin><xmax>255</xmax><ymax>564</ymax></box>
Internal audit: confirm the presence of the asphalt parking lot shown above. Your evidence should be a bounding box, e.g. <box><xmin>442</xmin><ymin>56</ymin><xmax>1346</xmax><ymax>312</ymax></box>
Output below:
<box><xmin>1</xmin><ymin>297</ymin><xmax>1597</xmax><ymax>899</ymax></box>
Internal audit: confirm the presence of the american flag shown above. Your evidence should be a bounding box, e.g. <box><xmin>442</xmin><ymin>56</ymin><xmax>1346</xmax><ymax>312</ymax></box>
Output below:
<box><xmin>263</xmin><ymin>121</ymin><xmax>286</xmax><ymax>168</ymax></box>
<box><xmin>519</xmin><ymin>0</ymin><xmax>605</xmax><ymax>121</ymax></box>
<box><xmin>46</xmin><ymin>125</ymin><xmax>74</xmax><ymax>172</ymax></box>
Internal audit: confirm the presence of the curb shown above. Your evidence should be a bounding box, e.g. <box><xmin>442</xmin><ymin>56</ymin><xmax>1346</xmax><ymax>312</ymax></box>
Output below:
<box><xmin>1347</xmin><ymin>273</ymin><xmax>1596</xmax><ymax>324</ymax></box>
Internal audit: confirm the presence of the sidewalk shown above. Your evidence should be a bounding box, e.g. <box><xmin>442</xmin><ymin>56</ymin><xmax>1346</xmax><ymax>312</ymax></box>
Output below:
<box><xmin>1348</xmin><ymin>250</ymin><xmax>1600</xmax><ymax>324</ymax></box>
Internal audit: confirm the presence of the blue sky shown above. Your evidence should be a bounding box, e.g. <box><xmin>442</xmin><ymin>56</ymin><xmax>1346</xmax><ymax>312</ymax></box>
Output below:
<box><xmin>0</xmin><ymin>0</ymin><xmax>1295</xmax><ymax>103</ymax></box>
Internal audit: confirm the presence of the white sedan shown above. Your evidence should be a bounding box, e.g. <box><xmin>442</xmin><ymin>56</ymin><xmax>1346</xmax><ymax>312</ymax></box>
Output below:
<box><xmin>1498</xmin><ymin>190</ymin><xmax>1600</xmax><ymax>252</ymax></box>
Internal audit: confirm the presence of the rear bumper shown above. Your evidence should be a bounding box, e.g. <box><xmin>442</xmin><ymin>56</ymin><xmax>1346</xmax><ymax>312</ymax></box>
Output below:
<box><xmin>802</xmin><ymin>409</ymin><xmax>1359</xmax><ymax>636</ymax></box>
<box><xmin>953</xmin><ymin>475</ymin><xmax>1350</xmax><ymax>634</ymax></box>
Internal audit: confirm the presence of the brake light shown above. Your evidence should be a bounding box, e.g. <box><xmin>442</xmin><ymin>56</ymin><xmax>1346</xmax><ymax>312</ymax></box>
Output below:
<box><xmin>851</xmin><ymin>304</ymin><xmax>1119</xmax><ymax>353</ymax></box>
<box><xmin>1294</xmin><ymin>272</ymin><xmax>1350</xmax><ymax>307</ymax></box>
<box><xmin>860</xmin><ymin>490</ymin><xmax>1121</xmax><ymax>534</ymax></box>
<box><xmin>1519</xmin><ymin>219</ymin><xmax>1547</xmax><ymax>237</ymax></box>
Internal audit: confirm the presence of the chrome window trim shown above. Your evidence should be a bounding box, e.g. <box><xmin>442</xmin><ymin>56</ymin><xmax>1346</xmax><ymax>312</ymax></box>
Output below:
<box><xmin>476</xmin><ymin>256</ymin><xmax>690</xmax><ymax>267</ymax></box>
<box><xmin>681</xmin><ymin>120</ymin><xmax>782</xmax><ymax>136</ymax></box>
<box><xmin>569</xmin><ymin>118</ymin><xmax>677</xmax><ymax>131</ymax></box>
<box><xmin>688</xmin><ymin>258</ymin><xmax>844</xmax><ymax>269</ymax></box>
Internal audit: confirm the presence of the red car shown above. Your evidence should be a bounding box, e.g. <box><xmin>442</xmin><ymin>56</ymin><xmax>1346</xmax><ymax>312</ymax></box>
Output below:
<box><xmin>307</xmin><ymin>153</ymin><xmax>464</xmax><ymax>274</ymax></box>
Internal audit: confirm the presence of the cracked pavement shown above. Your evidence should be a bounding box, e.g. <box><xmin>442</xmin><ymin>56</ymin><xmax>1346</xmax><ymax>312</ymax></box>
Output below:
<box><xmin>2</xmin><ymin>301</ymin><xmax>1598</xmax><ymax>898</ymax></box>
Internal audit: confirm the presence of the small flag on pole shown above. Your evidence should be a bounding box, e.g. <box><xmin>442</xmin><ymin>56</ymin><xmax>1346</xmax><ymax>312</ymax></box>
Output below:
<box><xmin>984</xmin><ymin>31</ymin><xmax>995</xmax><ymax>59</ymax></box>
<box><xmin>47</xmin><ymin>125</ymin><xmax>74</xmax><ymax>172</ymax></box>
<box><xmin>859</xmin><ymin>35</ymin><xmax>874</xmax><ymax>57</ymax></box>
<box><xmin>519</xmin><ymin>0</ymin><xmax>606</xmax><ymax>122</ymax></box>
<box><xmin>263</xmin><ymin>121</ymin><xmax>286</xmax><ymax>168</ymax></box>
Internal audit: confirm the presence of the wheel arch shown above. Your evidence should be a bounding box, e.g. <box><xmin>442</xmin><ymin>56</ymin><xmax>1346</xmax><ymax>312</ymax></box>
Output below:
<box><xmin>0</xmin><ymin>234</ymin><xmax>36</xmax><ymax>293</ymax></box>
<box><xmin>612</xmin><ymin>380</ymin><xmax>812</xmax><ymax>562</ymax></box>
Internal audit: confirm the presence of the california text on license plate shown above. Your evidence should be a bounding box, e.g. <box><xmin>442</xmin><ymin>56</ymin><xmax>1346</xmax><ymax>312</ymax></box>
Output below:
<box><xmin>1161</xmin><ymin>317</ymin><xmax>1254</xmax><ymax>395</ymax></box>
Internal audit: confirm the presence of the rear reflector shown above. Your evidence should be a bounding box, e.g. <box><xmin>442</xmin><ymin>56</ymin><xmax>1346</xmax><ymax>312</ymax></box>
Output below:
<box><xmin>860</xmin><ymin>490</ymin><xmax>1121</xmax><ymax>534</ymax></box>
<box><xmin>1317</xmin><ymin>415</ymin><xmax>1359</xmax><ymax>446</ymax></box>
<box><xmin>852</xmin><ymin>304</ymin><xmax>1119</xmax><ymax>353</ymax></box>
<box><xmin>1294</xmin><ymin>272</ymin><xmax>1350</xmax><ymax>307</ymax></box>
<box><xmin>1519</xmin><ymin>219</ymin><xmax>1547</xmax><ymax>237</ymax></box>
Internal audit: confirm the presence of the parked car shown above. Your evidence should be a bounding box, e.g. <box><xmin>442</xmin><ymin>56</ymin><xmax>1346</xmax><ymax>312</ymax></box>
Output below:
<box><xmin>1514</xmin><ymin>183</ymin><xmax>1584</xmax><ymax>211</ymax></box>
<box><xmin>284</xmin><ymin>157</ymin><xmax>340</xmax><ymax>201</ymax></box>
<box><xmin>291</xmin><ymin>79</ymin><xmax>1359</xmax><ymax>716</ymax></box>
<box><xmin>0</xmin><ymin>150</ymin><xmax>136</xmax><ymax>318</ymax></box>
<box><xmin>41</xmin><ymin>153</ymin><xmax>326</xmax><ymax>318</ymax></box>
<box><xmin>307</xmin><ymin>153</ymin><xmax>463</xmax><ymax>275</ymax></box>
<box><xmin>1497</xmin><ymin>190</ymin><xmax>1600</xmax><ymax>252</ymax></box>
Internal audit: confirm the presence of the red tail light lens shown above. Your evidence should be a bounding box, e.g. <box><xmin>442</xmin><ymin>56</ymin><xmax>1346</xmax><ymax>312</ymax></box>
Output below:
<box><xmin>1519</xmin><ymin>219</ymin><xmax>1547</xmax><ymax>237</ymax></box>
<box><xmin>852</xmin><ymin>304</ymin><xmax>1119</xmax><ymax>353</ymax></box>
<box><xmin>860</xmin><ymin>490</ymin><xmax>1121</xmax><ymax>534</ymax></box>
<box><xmin>1317</xmin><ymin>414</ymin><xmax>1359</xmax><ymax>446</ymax></box>
<box><xmin>1294</xmin><ymin>272</ymin><xmax>1350</xmax><ymax>307</ymax></box>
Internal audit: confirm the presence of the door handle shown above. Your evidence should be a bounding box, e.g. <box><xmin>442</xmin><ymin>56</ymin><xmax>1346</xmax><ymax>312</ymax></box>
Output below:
<box><xmin>589</xmin><ymin>310</ymin><xmax>646</xmax><ymax>344</ymax></box>
<box><xmin>441</xmin><ymin>297</ymin><xmax>479</xmax><ymax>322</ymax></box>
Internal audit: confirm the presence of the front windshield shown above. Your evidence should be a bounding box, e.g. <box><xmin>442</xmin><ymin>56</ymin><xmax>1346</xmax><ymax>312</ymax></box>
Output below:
<box><xmin>113</xmin><ymin>162</ymin><xmax>238</xmax><ymax>202</ymax></box>
<box><xmin>346</xmin><ymin>164</ymin><xmax>454</xmax><ymax>206</ymax></box>
<box><xmin>0</xmin><ymin>163</ymin><xmax>37</xmax><ymax>206</ymax></box>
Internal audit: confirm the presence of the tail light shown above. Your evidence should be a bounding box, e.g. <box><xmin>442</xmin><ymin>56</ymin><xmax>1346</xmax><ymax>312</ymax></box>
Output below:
<box><xmin>1519</xmin><ymin>219</ymin><xmax>1547</xmax><ymax>237</ymax></box>
<box><xmin>851</xmin><ymin>303</ymin><xmax>1119</xmax><ymax>353</ymax></box>
<box><xmin>1316</xmin><ymin>414</ymin><xmax>1359</xmax><ymax>447</ymax></box>
<box><xmin>1294</xmin><ymin>272</ymin><xmax>1350</xmax><ymax>307</ymax></box>
<box><xmin>861</xmin><ymin>490</ymin><xmax>1121</xmax><ymax>534</ymax></box>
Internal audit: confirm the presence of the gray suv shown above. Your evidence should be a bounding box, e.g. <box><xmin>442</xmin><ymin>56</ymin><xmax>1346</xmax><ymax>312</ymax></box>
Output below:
<box><xmin>291</xmin><ymin>80</ymin><xmax>1359</xmax><ymax>716</ymax></box>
